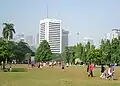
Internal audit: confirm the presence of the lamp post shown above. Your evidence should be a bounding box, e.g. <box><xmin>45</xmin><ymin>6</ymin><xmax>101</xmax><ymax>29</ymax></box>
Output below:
<box><xmin>77</xmin><ymin>32</ymin><xmax>80</xmax><ymax>44</ymax></box>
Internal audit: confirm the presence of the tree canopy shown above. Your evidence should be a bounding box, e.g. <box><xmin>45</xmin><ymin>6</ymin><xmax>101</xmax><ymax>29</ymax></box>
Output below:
<box><xmin>62</xmin><ymin>37</ymin><xmax>120</xmax><ymax>65</ymax></box>
<box><xmin>2</xmin><ymin>23</ymin><xmax>15</xmax><ymax>40</ymax></box>
<box><xmin>35</xmin><ymin>40</ymin><xmax>52</xmax><ymax>62</ymax></box>
<box><xmin>0</xmin><ymin>39</ymin><xmax>35</xmax><ymax>63</ymax></box>
<box><xmin>12</xmin><ymin>41</ymin><xmax>35</xmax><ymax>62</ymax></box>
<box><xmin>1</xmin><ymin>22</ymin><xmax>120</xmax><ymax>68</ymax></box>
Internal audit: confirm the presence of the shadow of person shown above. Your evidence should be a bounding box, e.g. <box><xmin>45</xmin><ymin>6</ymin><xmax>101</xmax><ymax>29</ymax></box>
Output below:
<box><xmin>113</xmin><ymin>79</ymin><xmax>118</xmax><ymax>80</ymax></box>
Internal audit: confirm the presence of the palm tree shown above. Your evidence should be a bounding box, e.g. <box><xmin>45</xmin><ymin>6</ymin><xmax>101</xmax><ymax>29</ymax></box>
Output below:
<box><xmin>2</xmin><ymin>23</ymin><xmax>15</xmax><ymax>41</ymax></box>
<box><xmin>2</xmin><ymin>23</ymin><xmax>15</xmax><ymax>70</ymax></box>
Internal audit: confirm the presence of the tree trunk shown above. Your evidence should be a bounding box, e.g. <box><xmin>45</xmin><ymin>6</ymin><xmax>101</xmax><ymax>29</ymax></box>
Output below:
<box><xmin>38</xmin><ymin>62</ymin><xmax>40</xmax><ymax>68</ymax></box>
<box><xmin>3</xmin><ymin>61</ymin><xmax>5</xmax><ymax>70</ymax></box>
<box><xmin>1</xmin><ymin>65</ymin><xmax>2</xmax><ymax>70</ymax></box>
<box><xmin>28</xmin><ymin>59</ymin><xmax>29</xmax><ymax>68</ymax></box>
<box><xmin>0</xmin><ymin>62</ymin><xmax>2</xmax><ymax>70</ymax></box>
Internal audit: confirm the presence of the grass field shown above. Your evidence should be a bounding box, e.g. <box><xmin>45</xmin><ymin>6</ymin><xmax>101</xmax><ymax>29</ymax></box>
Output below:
<box><xmin>0</xmin><ymin>64</ymin><xmax>120</xmax><ymax>86</ymax></box>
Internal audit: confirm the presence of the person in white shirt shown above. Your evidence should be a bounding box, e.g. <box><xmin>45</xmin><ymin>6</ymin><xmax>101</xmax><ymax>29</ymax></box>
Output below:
<box><xmin>107</xmin><ymin>65</ymin><xmax>114</xmax><ymax>80</ymax></box>
<box><xmin>66</xmin><ymin>63</ymin><xmax>69</xmax><ymax>67</ymax></box>
<box><xmin>43</xmin><ymin>62</ymin><xmax>46</xmax><ymax>67</ymax></box>
<box><xmin>49</xmin><ymin>62</ymin><xmax>52</xmax><ymax>67</ymax></box>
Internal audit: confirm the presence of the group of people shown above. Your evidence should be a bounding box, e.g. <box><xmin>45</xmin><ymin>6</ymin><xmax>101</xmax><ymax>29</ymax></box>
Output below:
<box><xmin>100</xmin><ymin>64</ymin><xmax>115</xmax><ymax>80</ymax></box>
<box><xmin>30</xmin><ymin>61</ymin><xmax>115</xmax><ymax>80</ymax></box>
<box><xmin>30</xmin><ymin>61</ymin><xmax>63</xmax><ymax>68</ymax></box>
<box><xmin>87</xmin><ymin>63</ymin><xmax>115</xmax><ymax>80</ymax></box>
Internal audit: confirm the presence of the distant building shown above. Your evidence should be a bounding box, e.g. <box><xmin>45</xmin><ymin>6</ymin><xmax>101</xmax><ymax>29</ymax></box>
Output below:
<box><xmin>25</xmin><ymin>35</ymin><xmax>34</xmax><ymax>46</ymax></box>
<box><xmin>111</xmin><ymin>28</ymin><xmax>120</xmax><ymax>39</ymax></box>
<box><xmin>105</xmin><ymin>32</ymin><xmax>111</xmax><ymax>40</ymax></box>
<box><xmin>36</xmin><ymin>33</ymin><xmax>39</xmax><ymax>47</ymax></box>
<box><xmin>13</xmin><ymin>34</ymin><xmax>25</xmax><ymax>42</ymax></box>
<box><xmin>29</xmin><ymin>46</ymin><xmax>36</xmax><ymax>52</ymax></box>
<box><xmin>62</xmin><ymin>29</ymin><xmax>69</xmax><ymax>52</ymax></box>
<box><xmin>105</xmin><ymin>28</ymin><xmax>120</xmax><ymax>41</ymax></box>
<box><xmin>39</xmin><ymin>18</ymin><xmax>69</xmax><ymax>53</ymax></box>
<box><xmin>82</xmin><ymin>37</ymin><xmax>94</xmax><ymax>45</ymax></box>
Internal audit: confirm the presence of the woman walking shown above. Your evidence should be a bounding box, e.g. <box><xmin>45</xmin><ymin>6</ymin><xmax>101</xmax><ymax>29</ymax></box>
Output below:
<box><xmin>88</xmin><ymin>63</ymin><xmax>94</xmax><ymax>77</ymax></box>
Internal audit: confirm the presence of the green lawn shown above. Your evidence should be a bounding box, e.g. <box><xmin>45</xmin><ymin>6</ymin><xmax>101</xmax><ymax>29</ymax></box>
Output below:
<box><xmin>0</xmin><ymin>64</ymin><xmax>120</xmax><ymax>86</ymax></box>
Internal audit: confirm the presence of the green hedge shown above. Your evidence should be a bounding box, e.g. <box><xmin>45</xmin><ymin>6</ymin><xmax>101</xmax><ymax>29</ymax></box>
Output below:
<box><xmin>11</xmin><ymin>68</ymin><xmax>27</xmax><ymax>72</ymax></box>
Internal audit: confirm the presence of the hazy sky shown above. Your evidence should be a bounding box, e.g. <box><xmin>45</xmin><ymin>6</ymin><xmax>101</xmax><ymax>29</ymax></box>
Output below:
<box><xmin>0</xmin><ymin>0</ymin><xmax>120</xmax><ymax>46</ymax></box>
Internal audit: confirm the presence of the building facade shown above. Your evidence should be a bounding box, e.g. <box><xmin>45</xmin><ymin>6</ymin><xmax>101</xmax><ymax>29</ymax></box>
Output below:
<box><xmin>36</xmin><ymin>33</ymin><xmax>39</xmax><ymax>47</ymax></box>
<box><xmin>105</xmin><ymin>28</ymin><xmax>120</xmax><ymax>41</ymax></box>
<box><xmin>25</xmin><ymin>35</ymin><xmax>34</xmax><ymax>46</ymax></box>
<box><xmin>82</xmin><ymin>37</ymin><xmax>94</xmax><ymax>45</ymax></box>
<box><xmin>39</xmin><ymin>18</ymin><xmax>68</xmax><ymax>53</ymax></box>
<box><xmin>13</xmin><ymin>34</ymin><xmax>25</xmax><ymax>42</ymax></box>
<box><xmin>62</xmin><ymin>29</ymin><xmax>69</xmax><ymax>52</ymax></box>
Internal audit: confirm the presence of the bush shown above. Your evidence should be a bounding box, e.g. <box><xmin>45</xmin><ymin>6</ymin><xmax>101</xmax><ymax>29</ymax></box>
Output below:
<box><xmin>11</xmin><ymin>68</ymin><xmax>27</xmax><ymax>72</ymax></box>
<box><xmin>3</xmin><ymin>68</ymin><xmax>9</xmax><ymax>72</ymax></box>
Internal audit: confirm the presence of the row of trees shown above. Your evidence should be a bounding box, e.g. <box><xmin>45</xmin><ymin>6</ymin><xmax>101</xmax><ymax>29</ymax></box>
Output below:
<box><xmin>35</xmin><ymin>36</ymin><xmax>120</xmax><ymax>65</ymax></box>
<box><xmin>0</xmin><ymin>22</ymin><xmax>53</xmax><ymax>69</ymax></box>
<box><xmin>62</xmin><ymin>37</ymin><xmax>120</xmax><ymax>65</ymax></box>
<box><xmin>0</xmin><ymin>23</ymin><xmax>34</xmax><ymax>69</ymax></box>
<box><xmin>1</xmin><ymin>23</ymin><xmax>120</xmax><ymax>68</ymax></box>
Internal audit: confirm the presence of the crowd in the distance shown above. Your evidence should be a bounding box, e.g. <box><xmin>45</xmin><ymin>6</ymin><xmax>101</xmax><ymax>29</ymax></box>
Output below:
<box><xmin>30</xmin><ymin>61</ymin><xmax>63</xmax><ymax>68</ymax></box>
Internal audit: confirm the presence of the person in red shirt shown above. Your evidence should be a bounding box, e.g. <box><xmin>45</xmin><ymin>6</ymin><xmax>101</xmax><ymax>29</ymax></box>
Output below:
<box><xmin>88</xmin><ymin>63</ymin><xmax>94</xmax><ymax>77</ymax></box>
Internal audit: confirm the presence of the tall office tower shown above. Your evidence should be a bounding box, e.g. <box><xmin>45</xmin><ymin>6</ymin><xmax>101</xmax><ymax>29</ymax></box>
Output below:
<box><xmin>39</xmin><ymin>18</ymin><xmax>69</xmax><ymax>53</ymax></box>
<box><xmin>82</xmin><ymin>37</ymin><xmax>94</xmax><ymax>45</ymax></box>
<box><xmin>40</xmin><ymin>18</ymin><xmax>62</xmax><ymax>53</ymax></box>
<box><xmin>25</xmin><ymin>35</ymin><xmax>34</xmax><ymax>46</ymax></box>
<box><xmin>62</xmin><ymin>29</ymin><xmax>69</xmax><ymax>52</ymax></box>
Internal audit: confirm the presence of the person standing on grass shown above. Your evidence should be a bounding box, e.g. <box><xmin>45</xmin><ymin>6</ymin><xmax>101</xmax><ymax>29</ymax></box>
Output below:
<box><xmin>66</xmin><ymin>63</ymin><xmax>69</xmax><ymax>67</ymax></box>
<box><xmin>38</xmin><ymin>62</ymin><xmax>43</xmax><ymax>69</ymax></box>
<box><xmin>107</xmin><ymin>65</ymin><xmax>114</xmax><ymax>80</ymax></box>
<box><xmin>61</xmin><ymin>61</ymin><xmax>65</xmax><ymax>71</ymax></box>
<box><xmin>100</xmin><ymin>65</ymin><xmax>107</xmax><ymax>79</ymax></box>
<box><xmin>88</xmin><ymin>63</ymin><xmax>94</xmax><ymax>77</ymax></box>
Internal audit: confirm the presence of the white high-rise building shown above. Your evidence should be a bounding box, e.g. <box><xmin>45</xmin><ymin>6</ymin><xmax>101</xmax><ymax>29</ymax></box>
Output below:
<box><xmin>105</xmin><ymin>28</ymin><xmax>120</xmax><ymax>41</ymax></box>
<box><xmin>40</xmin><ymin>18</ymin><xmax>62</xmax><ymax>53</ymax></box>
<box><xmin>111</xmin><ymin>28</ymin><xmax>120</xmax><ymax>39</ymax></box>
<box><xmin>39</xmin><ymin>18</ymin><xmax>68</xmax><ymax>53</ymax></box>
